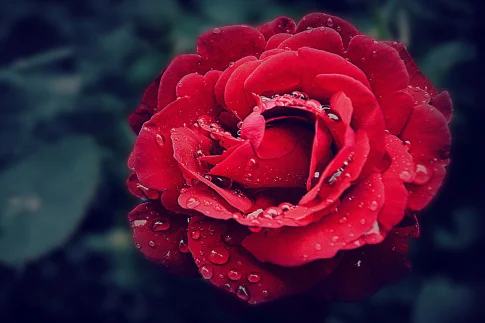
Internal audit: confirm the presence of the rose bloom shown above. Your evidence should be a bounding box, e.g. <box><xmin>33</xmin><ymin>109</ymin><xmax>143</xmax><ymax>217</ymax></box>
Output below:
<box><xmin>127</xmin><ymin>13</ymin><xmax>452</xmax><ymax>304</ymax></box>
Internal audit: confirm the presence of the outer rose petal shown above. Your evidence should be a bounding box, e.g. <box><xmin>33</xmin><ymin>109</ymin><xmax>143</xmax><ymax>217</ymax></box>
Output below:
<box><xmin>296</xmin><ymin>13</ymin><xmax>362</xmax><ymax>47</ymax></box>
<box><xmin>157</xmin><ymin>54</ymin><xmax>204</xmax><ymax>111</ymax></box>
<box><xmin>400</xmin><ymin>104</ymin><xmax>451</xmax><ymax>165</ymax></box>
<box><xmin>243</xmin><ymin>173</ymin><xmax>385</xmax><ymax>266</ymax></box>
<box><xmin>257</xmin><ymin>16</ymin><xmax>296</xmax><ymax>40</ymax></box>
<box><xmin>385</xmin><ymin>41</ymin><xmax>439</xmax><ymax>97</ymax></box>
<box><xmin>128</xmin><ymin>105</ymin><xmax>153</xmax><ymax>134</ymax></box>
<box><xmin>431</xmin><ymin>90</ymin><xmax>453</xmax><ymax>122</ymax></box>
<box><xmin>187</xmin><ymin>216</ymin><xmax>340</xmax><ymax>304</ymax></box>
<box><xmin>407</xmin><ymin>164</ymin><xmax>446</xmax><ymax>211</ymax></box>
<box><xmin>134</xmin><ymin>72</ymin><xmax>223</xmax><ymax>192</ymax></box>
<box><xmin>314</xmin><ymin>227</ymin><xmax>413</xmax><ymax>301</ymax></box>
<box><xmin>127</xmin><ymin>172</ymin><xmax>160</xmax><ymax>200</ymax></box>
<box><xmin>197</xmin><ymin>25</ymin><xmax>266</xmax><ymax>70</ymax></box>
<box><xmin>346</xmin><ymin>36</ymin><xmax>413</xmax><ymax>134</ymax></box>
<box><xmin>128</xmin><ymin>202</ymin><xmax>196</xmax><ymax>276</ymax></box>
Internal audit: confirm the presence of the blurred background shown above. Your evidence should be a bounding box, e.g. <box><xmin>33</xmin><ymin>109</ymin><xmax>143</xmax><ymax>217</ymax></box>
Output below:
<box><xmin>0</xmin><ymin>0</ymin><xmax>483</xmax><ymax>322</ymax></box>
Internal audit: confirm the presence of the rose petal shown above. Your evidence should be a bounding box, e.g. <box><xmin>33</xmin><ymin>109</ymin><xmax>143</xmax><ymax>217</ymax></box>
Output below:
<box><xmin>178</xmin><ymin>187</ymin><xmax>329</xmax><ymax>228</ymax></box>
<box><xmin>306</xmin><ymin>74</ymin><xmax>385</xmax><ymax>176</ymax></box>
<box><xmin>245</xmin><ymin>51</ymin><xmax>302</xmax><ymax>98</ymax></box>
<box><xmin>242</xmin><ymin>173</ymin><xmax>384</xmax><ymax>266</ymax></box>
<box><xmin>431</xmin><ymin>90</ymin><xmax>453</xmax><ymax>122</ymax></box>
<box><xmin>407</xmin><ymin>164</ymin><xmax>446</xmax><ymax>211</ymax></box>
<box><xmin>300</xmin><ymin>130</ymin><xmax>368</xmax><ymax>209</ymax></box>
<box><xmin>157</xmin><ymin>54</ymin><xmax>204</xmax><ymax>111</ymax></box>
<box><xmin>385</xmin><ymin>41</ymin><xmax>439</xmax><ymax>97</ymax></box>
<box><xmin>135</xmin><ymin>71</ymin><xmax>223</xmax><ymax>191</ymax></box>
<box><xmin>225</xmin><ymin>60</ymin><xmax>262</xmax><ymax>120</ymax></box>
<box><xmin>127</xmin><ymin>172</ymin><xmax>160</xmax><ymax>200</ymax></box>
<box><xmin>265</xmin><ymin>33</ymin><xmax>293</xmax><ymax>50</ymax></box>
<box><xmin>171</xmin><ymin>127</ymin><xmax>252</xmax><ymax>212</ymax></box>
<box><xmin>315</xmin><ymin>227</ymin><xmax>413</xmax><ymax>301</ymax></box>
<box><xmin>209</xmin><ymin>125</ymin><xmax>313</xmax><ymax>188</ymax></box>
<box><xmin>306</xmin><ymin>118</ymin><xmax>333</xmax><ymax>190</ymax></box>
<box><xmin>240</xmin><ymin>112</ymin><xmax>265</xmax><ymax>149</ymax></box>
<box><xmin>346</xmin><ymin>36</ymin><xmax>414</xmax><ymax>134</ymax></box>
<box><xmin>257</xmin><ymin>16</ymin><xmax>296</xmax><ymax>40</ymax></box>
<box><xmin>260</xmin><ymin>48</ymin><xmax>286</xmax><ymax>60</ymax></box>
<box><xmin>214</xmin><ymin>56</ymin><xmax>258</xmax><ymax>108</ymax></box>
<box><xmin>400</xmin><ymin>104</ymin><xmax>451</xmax><ymax>165</ymax></box>
<box><xmin>128</xmin><ymin>104</ymin><xmax>154</xmax><ymax>134</ymax></box>
<box><xmin>278</xmin><ymin>27</ymin><xmax>345</xmax><ymax>56</ymax></box>
<box><xmin>296</xmin><ymin>13</ymin><xmax>362</xmax><ymax>47</ymax></box>
<box><xmin>128</xmin><ymin>202</ymin><xmax>196</xmax><ymax>276</ymax></box>
<box><xmin>187</xmin><ymin>216</ymin><xmax>340</xmax><ymax>304</ymax></box>
<box><xmin>197</xmin><ymin>25</ymin><xmax>266</xmax><ymax>70</ymax></box>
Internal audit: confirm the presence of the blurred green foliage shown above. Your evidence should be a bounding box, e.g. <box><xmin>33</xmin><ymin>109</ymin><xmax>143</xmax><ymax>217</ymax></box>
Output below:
<box><xmin>0</xmin><ymin>0</ymin><xmax>483</xmax><ymax>322</ymax></box>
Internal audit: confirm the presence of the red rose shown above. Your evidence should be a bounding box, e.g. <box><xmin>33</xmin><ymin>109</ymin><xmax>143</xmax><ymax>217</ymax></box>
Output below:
<box><xmin>127</xmin><ymin>13</ymin><xmax>452</xmax><ymax>304</ymax></box>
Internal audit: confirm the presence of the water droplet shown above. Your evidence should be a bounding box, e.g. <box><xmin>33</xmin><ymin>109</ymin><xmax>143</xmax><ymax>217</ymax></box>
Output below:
<box><xmin>315</xmin><ymin>243</ymin><xmax>322</xmax><ymax>251</ymax></box>
<box><xmin>178</xmin><ymin>237</ymin><xmax>189</xmax><ymax>253</ymax></box>
<box><xmin>339</xmin><ymin>217</ymin><xmax>347</xmax><ymax>224</ymax></box>
<box><xmin>369</xmin><ymin>200</ymin><xmax>378</xmax><ymax>211</ymax></box>
<box><xmin>246</xmin><ymin>158</ymin><xmax>259</xmax><ymax>170</ymax></box>
<box><xmin>228</xmin><ymin>61</ymin><xmax>234</xmax><ymax>67</ymax></box>
<box><xmin>399</xmin><ymin>170</ymin><xmax>412</xmax><ymax>181</ymax></box>
<box><xmin>326</xmin><ymin>110</ymin><xmax>340</xmax><ymax>121</ymax></box>
<box><xmin>247</xmin><ymin>272</ymin><xmax>261</xmax><ymax>283</ymax></box>
<box><xmin>148</xmin><ymin>240</ymin><xmax>156</xmax><ymax>248</ymax></box>
<box><xmin>331</xmin><ymin>236</ymin><xmax>339</xmax><ymax>242</ymax></box>
<box><xmin>155</xmin><ymin>134</ymin><xmax>165</xmax><ymax>146</ymax></box>
<box><xmin>194</xmin><ymin>150</ymin><xmax>204</xmax><ymax>158</ymax></box>
<box><xmin>314</xmin><ymin>171</ymin><xmax>320</xmax><ymax>179</ymax></box>
<box><xmin>373</xmin><ymin>40</ymin><xmax>379</xmax><ymax>45</ymax></box>
<box><xmin>261</xmin><ymin>290</ymin><xmax>269</xmax><ymax>298</ymax></box>
<box><xmin>360</xmin><ymin>219</ymin><xmax>366</xmax><ymax>225</ymax></box>
<box><xmin>414</xmin><ymin>164</ymin><xmax>430</xmax><ymax>184</ymax></box>
<box><xmin>228</xmin><ymin>269</ymin><xmax>241</xmax><ymax>281</ymax></box>
<box><xmin>208</xmin><ymin>247</ymin><xmax>230</xmax><ymax>265</ymax></box>
<box><xmin>191</xmin><ymin>230</ymin><xmax>201</xmax><ymax>240</ymax></box>
<box><xmin>403</xmin><ymin>140</ymin><xmax>412</xmax><ymax>150</ymax></box>
<box><xmin>356</xmin><ymin>260</ymin><xmax>362</xmax><ymax>267</ymax></box>
<box><xmin>135</xmin><ymin>243</ymin><xmax>141</xmax><ymax>249</ymax></box>
<box><xmin>326</xmin><ymin>18</ymin><xmax>334</xmax><ymax>27</ymax></box>
<box><xmin>199</xmin><ymin>265</ymin><xmax>213</xmax><ymax>279</ymax></box>
<box><xmin>236</xmin><ymin>285</ymin><xmax>250</xmax><ymax>301</ymax></box>
<box><xmin>372</xmin><ymin>50</ymin><xmax>377</xmax><ymax>57</ymax></box>
<box><xmin>212</xmin><ymin>27</ymin><xmax>221</xmax><ymax>34</ymax></box>
<box><xmin>152</xmin><ymin>218</ymin><xmax>170</xmax><ymax>231</ymax></box>
<box><xmin>237</xmin><ymin>121</ymin><xmax>244</xmax><ymax>129</ymax></box>
<box><xmin>186</xmin><ymin>197</ymin><xmax>201</xmax><ymax>209</ymax></box>
<box><xmin>279</xmin><ymin>203</ymin><xmax>292</xmax><ymax>212</ymax></box>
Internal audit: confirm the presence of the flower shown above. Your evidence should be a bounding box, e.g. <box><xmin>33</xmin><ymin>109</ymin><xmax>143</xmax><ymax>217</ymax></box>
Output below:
<box><xmin>126</xmin><ymin>13</ymin><xmax>452</xmax><ymax>304</ymax></box>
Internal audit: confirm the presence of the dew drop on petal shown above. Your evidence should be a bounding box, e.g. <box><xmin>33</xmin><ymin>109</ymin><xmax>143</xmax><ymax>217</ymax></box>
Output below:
<box><xmin>236</xmin><ymin>285</ymin><xmax>250</xmax><ymax>301</ymax></box>
<box><xmin>228</xmin><ymin>269</ymin><xmax>242</xmax><ymax>281</ymax></box>
<box><xmin>155</xmin><ymin>134</ymin><xmax>165</xmax><ymax>146</ymax></box>
<box><xmin>208</xmin><ymin>247</ymin><xmax>230</xmax><ymax>265</ymax></box>
<box><xmin>148</xmin><ymin>240</ymin><xmax>156</xmax><ymax>248</ymax></box>
<box><xmin>186</xmin><ymin>197</ymin><xmax>201</xmax><ymax>209</ymax></box>
<box><xmin>178</xmin><ymin>237</ymin><xmax>189</xmax><ymax>253</ymax></box>
<box><xmin>399</xmin><ymin>171</ymin><xmax>412</xmax><ymax>181</ymax></box>
<box><xmin>414</xmin><ymin>164</ymin><xmax>431</xmax><ymax>184</ymax></box>
<box><xmin>326</xmin><ymin>17</ymin><xmax>334</xmax><ymax>27</ymax></box>
<box><xmin>152</xmin><ymin>218</ymin><xmax>170</xmax><ymax>231</ymax></box>
<box><xmin>191</xmin><ymin>230</ymin><xmax>201</xmax><ymax>240</ymax></box>
<box><xmin>199</xmin><ymin>265</ymin><xmax>213</xmax><ymax>279</ymax></box>
<box><xmin>247</xmin><ymin>272</ymin><xmax>261</xmax><ymax>283</ymax></box>
<box><xmin>369</xmin><ymin>200</ymin><xmax>378</xmax><ymax>211</ymax></box>
<box><xmin>314</xmin><ymin>243</ymin><xmax>322</xmax><ymax>251</ymax></box>
<box><xmin>212</xmin><ymin>27</ymin><xmax>221</xmax><ymax>34</ymax></box>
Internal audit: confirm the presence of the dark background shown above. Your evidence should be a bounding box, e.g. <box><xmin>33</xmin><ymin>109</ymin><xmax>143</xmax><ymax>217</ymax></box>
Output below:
<box><xmin>0</xmin><ymin>0</ymin><xmax>484</xmax><ymax>322</ymax></box>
